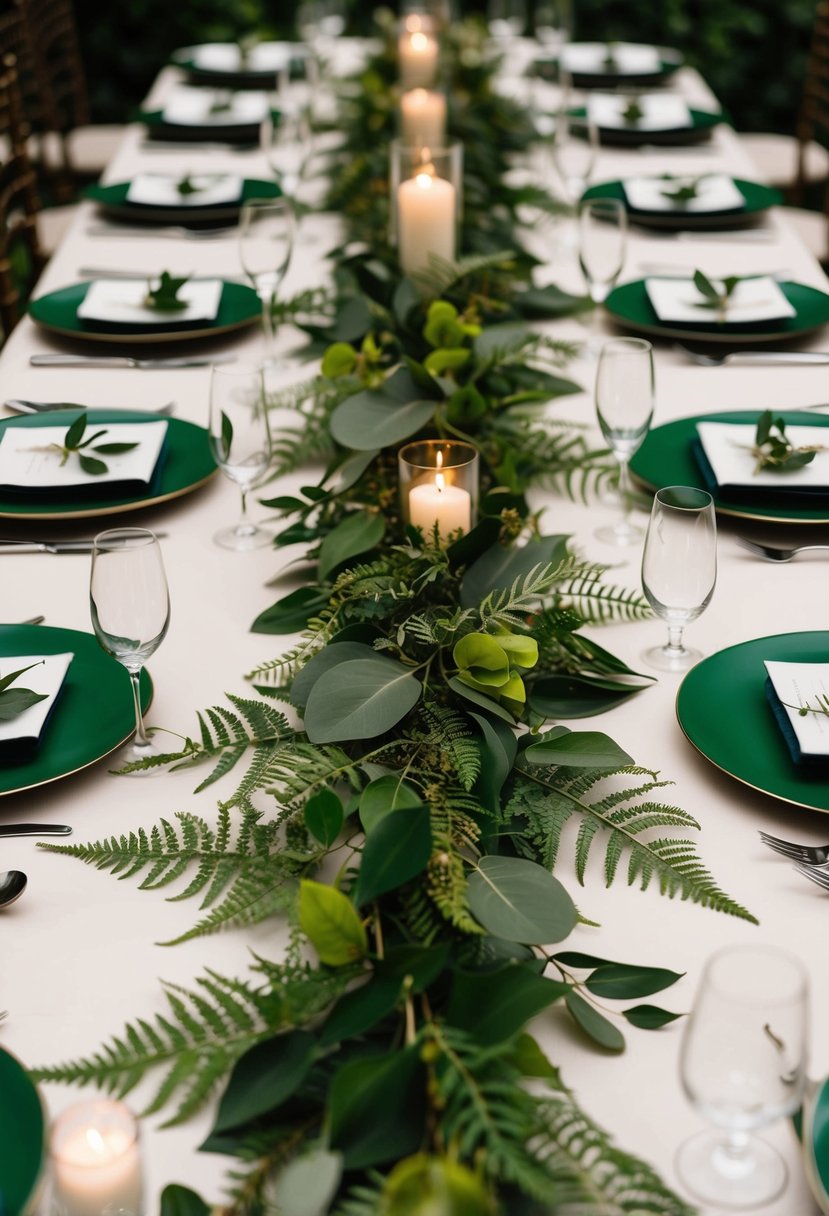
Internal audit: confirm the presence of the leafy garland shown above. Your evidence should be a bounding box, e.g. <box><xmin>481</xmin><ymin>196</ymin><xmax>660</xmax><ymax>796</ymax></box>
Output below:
<box><xmin>31</xmin><ymin>20</ymin><xmax>758</xmax><ymax>1216</ymax></box>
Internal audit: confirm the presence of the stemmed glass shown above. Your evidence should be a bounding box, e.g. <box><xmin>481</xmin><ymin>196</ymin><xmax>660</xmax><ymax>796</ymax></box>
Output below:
<box><xmin>208</xmin><ymin>362</ymin><xmax>272</xmax><ymax>552</ymax></box>
<box><xmin>594</xmin><ymin>337</ymin><xmax>654</xmax><ymax>546</ymax></box>
<box><xmin>550</xmin><ymin>108</ymin><xmax>597</xmax><ymax>207</ymax></box>
<box><xmin>579</xmin><ymin>196</ymin><xmax>627</xmax><ymax>305</ymax></box>
<box><xmin>487</xmin><ymin>0</ymin><xmax>527</xmax><ymax>40</ymax></box>
<box><xmin>261</xmin><ymin>105</ymin><xmax>314</xmax><ymax>237</ymax></box>
<box><xmin>238</xmin><ymin>197</ymin><xmax>294</xmax><ymax>368</ymax></box>
<box><xmin>90</xmin><ymin>529</ymin><xmax>170</xmax><ymax>771</ymax></box>
<box><xmin>677</xmin><ymin>943</ymin><xmax>809</xmax><ymax>1208</ymax></box>
<box><xmin>641</xmin><ymin>486</ymin><xmax>717</xmax><ymax>671</ymax></box>
<box><xmin>535</xmin><ymin>0</ymin><xmax>572</xmax><ymax>59</ymax></box>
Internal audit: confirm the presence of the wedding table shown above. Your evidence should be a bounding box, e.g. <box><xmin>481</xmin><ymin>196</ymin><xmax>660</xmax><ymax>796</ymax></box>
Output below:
<box><xmin>2</xmin><ymin>45</ymin><xmax>829</xmax><ymax>1215</ymax></box>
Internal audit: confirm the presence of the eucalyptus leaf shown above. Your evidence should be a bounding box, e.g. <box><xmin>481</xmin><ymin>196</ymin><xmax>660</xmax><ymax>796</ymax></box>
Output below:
<box><xmin>622</xmin><ymin>1004</ymin><xmax>683</xmax><ymax>1029</ymax></box>
<box><xmin>585</xmin><ymin>964</ymin><xmax>684</xmax><ymax>999</ymax></box>
<box><xmin>210</xmin><ymin>1029</ymin><xmax>315</xmax><ymax>1133</ymax></box>
<box><xmin>298</xmin><ymin>880</ymin><xmax>367</xmax><ymax>966</ymax></box>
<box><xmin>509</xmin><ymin>1033</ymin><xmax>563</xmax><ymax>1081</ymax></box>
<box><xmin>160</xmin><ymin>1186</ymin><xmax>211</xmax><ymax>1216</ymax></box>
<box><xmin>0</xmin><ymin>688</ymin><xmax>49</xmax><ymax>721</ymax></box>
<box><xmin>448</xmin><ymin>675</ymin><xmax>517</xmax><ymax>724</ymax></box>
<box><xmin>460</xmin><ymin>535</ymin><xmax>569</xmax><ymax>609</ymax></box>
<box><xmin>328</xmin><ymin>1046</ymin><xmax>425</xmax><ymax>1169</ymax></box>
<box><xmin>318</xmin><ymin>511</ymin><xmax>385</xmax><ymax>580</ymax></box>
<box><xmin>523</xmin><ymin>728</ymin><xmax>634</xmax><ymax>769</ymax></box>
<box><xmin>304</xmin><ymin>655</ymin><xmax>422</xmax><ymax>743</ymax></box>
<box><xmin>467</xmin><ymin>856</ymin><xmax>577</xmax><ymax>944</ymax></box>
<box><xmin>251</xmin><ymin>587</ymin><xmax>329</xmax><ymax>635</ymax></box>
<box><xmin>447</xmin><ymin>965</ymin><xmax>569</xmax><ymax>1044</ymax></box>
<box><xmin>353</xmin><ymin>803</ymin><xmax>431</xmax><ymax>905</ymax></box>
<box><xmin>268</xmin><ymin>1150</ymin><xmax>343</xmax><ymax>1216</ymax></box>
<box><xmin>290</xmin><ymin>641</ymin><xmax>379</xmax><ymax>711</ymax></box>
<box><xmin>565</xmin><ymin>990</ymin><xmax>625</xmax><ymax>1052</ymax></box>
<box><xmin>304</xmin><ymin>789</ymin><xmax>344</xmax><ymax>847</ymax></box>
<box><xmin>330</xmin><ymin>392</ymin><xmax>436</xmax><ymax>451</ymax></box>
<box><xmin>528</xmin><ymin>674</ymin><xmax>644</xmax><ymax>719</ymax></box>
<box><xmin>473</xmin><ymin>322</ymin><xmax>530</xmax><ymax>360</ymax></box>
<box><xmin>359</xmin><ymin>773</ymin><xmax>422</xmax><ymax>833</ymax></box>
<box><xmin>320</xmin><ymin>976</ymin><xmax>403</xmax><ymax>1046</ymax></box>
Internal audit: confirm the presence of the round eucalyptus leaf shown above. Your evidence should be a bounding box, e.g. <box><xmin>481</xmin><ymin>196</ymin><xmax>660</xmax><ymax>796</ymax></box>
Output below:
<box><xmin>304</xmin><ymin>656</ymin><xmax>422</xmax><ymax>743</ymax></box>
<box><xmin>467</xmin><ymin>856</ymin><xmax>577</xmax><ymax>944</ymax></box>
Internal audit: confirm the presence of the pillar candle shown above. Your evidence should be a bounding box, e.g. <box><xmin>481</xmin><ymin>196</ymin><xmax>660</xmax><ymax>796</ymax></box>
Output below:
<box><xmin>400</xmin><ymin>88</ymin><xmax>447</xmax><ymax>150</ymax></box>
<box><xmin>398</xmin><ymin>27</ymin><xmax>439</xmax><ymax>88</ymax></box>
<box><xmin>409</xmin><ymin>469</ymin><xmax>471</xmax><ymax>540</ymax></box>
<box><xmin>398</xmin><ymin>169</ymin><xmax>456</xmax><ymax>276</ymax></box>
<box><xmin>51</xmin><ymin>1102</ymin><xmax>143</xmax><ymax>1216</ymax></box>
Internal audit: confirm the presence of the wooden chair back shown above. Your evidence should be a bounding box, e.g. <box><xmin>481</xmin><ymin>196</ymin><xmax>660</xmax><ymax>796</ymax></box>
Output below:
<box><xmin>0</xmin><ymin>53</ymin><xmax>46</xmax><ymax>338</ymax></box>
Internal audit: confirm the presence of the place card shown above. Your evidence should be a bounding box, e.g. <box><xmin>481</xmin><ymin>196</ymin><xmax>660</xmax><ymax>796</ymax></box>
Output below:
<box><xmin>185</xmin><ymin>41</ymin><xmax>300</xmax><ymax>74</ymax></box>
<box><xmin>0</xmin><ymin>421</ymin><xmax>168</xmax><ymax>493</ymax></box>
<box><xmin>561</xmin><ymin>42</ymin><xmax>662</xmax><ymax>76</ymax></box>
<box><xmin>126</xmin><ymin>173</ymin><xmax>243</xmax><ymax>207</ymax></box>
<box><xmin>623</xmin><ymin>173</ymin><xmax>745</xmax><ymax>213</ymax></box>
<box><xmin>764</xmin><ymin>660</ymin><xmax>829</xmax><ymax>765</ymax></box>
<box><xmin>587</xmin><ymin>92</ymin><xmax>691</xmax><ymax>132</ymax></box>
<box><xmin>0</xmin><ymin>652</ymin><xmax>73</xmax><ymax>761</ymax></box>
<box><xmin>161</xmin><ymin>87</ymin><xmax>269</xmax><ymax>128</ymax></box>
<box><xmin>644</xmin><ymin>275</ymin><xmax>795</xmax><ymax>325</ymax></box>
<box><xmin>78</xmin><ymin>278</ymin><xmax>224</xmax><ymax>326</ymax></box>
<box><xmin>694</xmin><ymin>420</ymin><xmax>829</xmax><ymax>492</ymax></box>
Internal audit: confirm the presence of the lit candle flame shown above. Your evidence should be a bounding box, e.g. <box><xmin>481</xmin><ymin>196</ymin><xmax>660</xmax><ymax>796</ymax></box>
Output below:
<box><xmin>85</xmin><ymin>1127</ymin><xmax>108</xmax><ymax>1158</ymax></box>
<box><xmin>406</xmin><ymin>14</ymin><xmax>424</xmax><ymax>32</ymax></box>
<box><xmin>411</xmin><ymin>30</ymin><xmax>429</xmax><ymax>50</ymax></box>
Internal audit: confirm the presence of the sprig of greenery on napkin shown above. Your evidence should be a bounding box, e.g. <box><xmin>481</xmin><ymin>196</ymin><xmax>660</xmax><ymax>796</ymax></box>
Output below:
<box><xmin>659</xmin><ymin>174</ymin><xmax>710</xmax><ymax>204</ymax></box>
<box><xmin>622</xmin><ymin>96</ymin><xmax>645</xmax><ymax>124</ymax></box>
<box><xmin>144</xmin><ymin>271</ymin><xmax>191</xmax><ymax>313</ymax></box>
<box><xmin>0</xmin><ymin>662</ymin><xmax>47</xmax><ymax>723</ymax></box>
<box><xmin>47</xmin><ymin>412</ymin><xmax>139</xmax><ymax>476</ymax></box>
<box><xmin>750</xmin><ymin>409</ymin><xmax>828</xmax><ymax>473</ymax></box>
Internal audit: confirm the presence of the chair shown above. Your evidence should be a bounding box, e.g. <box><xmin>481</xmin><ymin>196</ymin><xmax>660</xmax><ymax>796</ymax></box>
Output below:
<box><xmin>0</xmin><ymin>53</ymin><xmax>47</xmax><ymax>338</ymax></box>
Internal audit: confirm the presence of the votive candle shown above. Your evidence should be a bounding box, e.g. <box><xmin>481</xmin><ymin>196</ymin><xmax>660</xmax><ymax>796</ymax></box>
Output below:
<box><xmin>408</xmin><ymin>452</ymin><xmax>472</xmax><ymax>540</ymax></box>
<box><xmin>398</xmin><ymin>166</ymin><xmax>456</xmax><ymax>276</ymax></box>
<box><xmin>51</xmin><ymin>1100</ymin><xmax>143</xmax><ymax>1216</ymax></box>
<box><xmin>398</xmin><ymin>20</ymin><xmax>439</xmax><ymax>88</ymax></box>
<box><xmin>400</xmin><ymin>88</ymin><xmax>447</xmax><ymax>150</ymax></box>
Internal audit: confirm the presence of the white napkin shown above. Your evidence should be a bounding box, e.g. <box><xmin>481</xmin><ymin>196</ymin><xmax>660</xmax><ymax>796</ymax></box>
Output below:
<box><xmin>0</xmin><ymin>653</ymin><xmax>73</xmax><ymax>746</ymax></box>
<box><xmin>78</xmin><ymin>278</ymin><xmax>223</xmax><ymax>326</ymax></box>
<box><xmin>696</xmin><ymin>421</ymin><xmax>829</xmax><ymax>489</ymax></box>
<box><xmin>161</xmin><ymin>87</ymin><xmax>269</xmax><ymax>127</ymax></box>
<box><xmin>125</xmin><ymin>173</ymin><xmax>243</xmax><ymax>207</ymax></box>
<box><xmin>184</xmin><ymin>41</ymin><xmax>302</xmax><ymax>73</ymax></box>
<box><xmin>764</xmin><ymin>661</ymin><xmax>829</xmax><ymax>758</ymax></box>
<box><xmin>0</xmin><ymin>421</ymin><xmax>168</xmax><ymax>490</ymax></box>
<box><xmin>561</xmin><ymin>42</ymin><xmax>662</xmax><ymax>75</ymax></box>
<box><xmin>645</xmin><ymin>276</ymin><xmax>796</xmax><ymax>324</ymax></box>
<box><xmin>587</xmin><ymin>92</ymin><xmax>691</xmax><ymax>132</ymax></box>
<box><xmin>623</xmin><ymin>173</ymin><xmax>745</xmax><ymax>213</ymax></box>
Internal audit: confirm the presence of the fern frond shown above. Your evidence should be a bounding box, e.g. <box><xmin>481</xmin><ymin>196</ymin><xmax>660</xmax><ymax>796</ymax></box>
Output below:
<box><xmin>557</xmin><ymin>568</ymin><xmax>653</xmax><ymax>624</ymax></box>
<box><xmin>162</xmin><ymin>861</ymin><xmax>299</xmax><ymax>945</ymax></box>
<box><xmin>479</xmin><ymin>558</ymin><xmax>582</xmax><ymax>627</ymax></box>
<box><xmin>246</xmin><ymin>611</ymin><xmax>341</xmax><ymax>686</ymax></box>
<box><xmin>419</xmin><ymin>703</ymin><xmax>481</xmax><ymax>792</ymax></box>
<box><xmin>412</xmin><ymin>249</ymin><xmax>517</xmax><ymax>298</ymax></box>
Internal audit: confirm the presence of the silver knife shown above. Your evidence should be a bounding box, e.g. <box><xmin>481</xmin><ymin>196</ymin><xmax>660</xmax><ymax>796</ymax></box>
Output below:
<box><xmin>0</xmin><ymin>823</ymin><xmax>72</xmax><ymax>837</ymax></box>
<box><xmin>4</xmin><ymin>398</ymin><xmax>176</xmax><ymax>416</ymax></box>
<box><xmin>30</xmin><ymin>354</ymin><xmax>236</xmax><ymax>369</ymax></box>
<box><xmin>0</xmin><ymin>532</ymin><xmax>168</xmax><ymax>553</ymax></box>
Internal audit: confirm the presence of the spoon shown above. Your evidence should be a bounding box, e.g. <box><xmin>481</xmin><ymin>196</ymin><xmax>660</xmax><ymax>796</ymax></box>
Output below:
<box><xmin>0</xmin><ymin>871</ymin><xmax>27</xmax><ymax>908</ymax></box>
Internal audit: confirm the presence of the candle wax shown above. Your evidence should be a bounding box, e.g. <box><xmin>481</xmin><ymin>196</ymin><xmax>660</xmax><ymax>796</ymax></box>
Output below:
<box><xmin>400</xmin><ymin>88</ymin><xmax>447</xmax><ymax>150</ymax></box>
<box><xmin>52</xmin><ymin>1120</ymin><xmax>143</xmax><ymax>1216</ymax></box>
<box><xmin>409</xmin><ymin>474</ymin><xmax>471</xmax><ymax>541</ymax></box>
<box><xmin>398</xmin><ymin>171</ymin><xmax>456</xmax><ymax>277</ymax></box>
<box><xmin>398</xmin><ymin>29</ymin><xmax>439</xmax><ymax>89</ymax></box>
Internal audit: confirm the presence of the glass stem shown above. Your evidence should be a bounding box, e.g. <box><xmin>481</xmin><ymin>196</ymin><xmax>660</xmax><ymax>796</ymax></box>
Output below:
<box><xmin>665</xmin><ymin>625</ymin><xmax>685</xmax><ymax>654</ymax></box>
<box><xmin>617</xmin><ymin>457</ymin><xmax>632</xmax><ymax>523</ymax></box>
<box><xmin>238</xmin><ymin>488</ymin><xmax>255</xmax><ymax>536</ymax></box>
<box><xmin>261</xmin><ymin>292</ymin><xmax>277</xmax><ymax>363</ymax></box>
<box><xmin>129</xmin><ymin>669</ymin><xmax>149</xmax><ymax>747</ymax></box>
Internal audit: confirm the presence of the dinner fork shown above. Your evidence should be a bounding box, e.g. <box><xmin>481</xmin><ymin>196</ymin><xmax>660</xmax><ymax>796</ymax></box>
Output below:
<box><xmin>675</xmin><ymin>345</ymin><xmax>829</xmax><ymax>366</ymax></box>
<box><xmin>737</xmin><ymin>539</ymin><xmax>829</xmax><ymax>563</ymax></box>
<box><xmin>794</xmin><ymin>863</ymin><xmax>829</xmax><ymax>891</ymax></box>
<box><xmin>759</xmin><ymin>830</ymin><xmax>829</xmax><ymax>864</ymax></box>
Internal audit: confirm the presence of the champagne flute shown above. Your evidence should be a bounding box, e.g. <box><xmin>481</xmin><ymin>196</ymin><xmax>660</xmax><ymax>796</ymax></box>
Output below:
<box><xmin>579</xmin><ymin>196</ymin><xmax>627</xmax><ymax>304</ymax></box>
<box><xmin>238</xmin><ymin>197</ymin><xmax>294</xmax><ymax>368</ymax></box>
<box><xmin>550</xmin><ymin>107</ymin><xmax>597</xmax><ymax>207</ymax></box>
<box><xmin>594</xmin><ymin>337</ymin><xmax>654</xmax><ymax>545</ymax></box>
<box><xmin>260</xmin><ymin>104</ymin><xmax>314</xmax><ymax>237</ymax></box>
<box><xmin>90</xmin><ymin>529</ymin><xmax>170</xmax><ymax>771</ymax></box>
<box><xmin>641</xmin><ymin>486</ymin><xmax>717</xmax><ymax>671</ymax></box>
<box><xmin>677</xmin><ymin>943</ymin><xmax>808</xmax><ymax>1208</ymax></box>
<box><xmin>208</xmin><ymin>362</ymin><xmax>272</xmax><ymax>552</ymax></box>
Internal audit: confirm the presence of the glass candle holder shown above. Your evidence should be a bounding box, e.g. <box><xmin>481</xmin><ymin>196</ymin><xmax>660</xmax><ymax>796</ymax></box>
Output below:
<box><xmin>399</xmin><ymin>87</ymin><xmax>448</xmax><ymax>152</ymax></box>
<box><xmin>50</xmin><ymin>1100</ymin><xmax>143</xmax><ymax>1216</ymax></box>
<box><xmin>398</xmin><ymin>12</ymin><xmax>440</xmax><ymax>89</ymax></box>
<box><xmin>399</xmin><ymin>440</ymin><xmax>479</xmax><ymax>542</ymax></box>
<box><xmin>390</xmin><ymin>140</ymin><xmax>463</xmax><ymax>276</ymax></box>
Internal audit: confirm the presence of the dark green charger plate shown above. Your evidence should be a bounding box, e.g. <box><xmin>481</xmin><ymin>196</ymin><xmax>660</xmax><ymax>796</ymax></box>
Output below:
<box><xmin>676</xmin><ymin>630</ymin><xmax>829</xmax><ymax>814</ymax></box>
<box><xmin>0</xmin><ymin>409</ymin><xmax>216</xmax><ymax>519</ymax></box>
<box><xmin>630</xmin><ymin>410</ymin><xmax>829</xmax><ymax>524</ymax></box>
<box><xmin>550</xmin><ymin>46</ymin><xmax>682</xmax><ymax>89</ymax></box>
<box><xmin>0</xmin><ymin>1047</ymin><xmax>45</xmax><ymax>1214</ymax></box>
<box><xmin>570</xmin><ymin>104</ymin><xmax>722</xmax><ymax>146</ymax></box>
<box><xmin>582</xmin><ymin>178</ymin><xmax>781</xmax><ymax>230</ymax></box>
<box><xmin>85</xmin><ymin>178</ymin><xmax>279</xmax><ymax>226</ymax></box>
<box><xmin>806</xmin><ymin>1077</ymin><xmax>829</xmax><ymax>1211</ymax></box>
<box><xmin>0</xmin><ymin>624</ymin><xmax>151</xmax><ymax>796</ymax></box>
<box><xmin>171</xmin><ymin>43</ymin><xmax>307</xmax><ymax>89</ymax></box>
<box><xmin>139</xmin><ymin>108</ymin><xmax>276</xmax><ymax>145</ymax></box>
<box><xmin>28</xmin><ymin>280</ymin><xmax>260</xmax><ymax>345</ymax></box>
<box><xmin>604</xmin><ymin>279</ymin><xmax>829</xmax><ymax>345</ymax></box>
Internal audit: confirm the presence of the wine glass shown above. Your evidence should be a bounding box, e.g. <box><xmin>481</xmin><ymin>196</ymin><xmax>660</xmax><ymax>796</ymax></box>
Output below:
<box><xmin>260</xmin><ymin>104</ymin><xmax>314</xmax><ymax>227</ymax></box>
<box><xmin>487</xmin><ymin>0</ymin><xmax>527</xmax><ymax>40</ymax></box>
<box><xmin>579</xmin><ymin>196</ymin><xmax>627</xmax><ymax>304</ymax></box>
<box><xmin>641</xmin><ymin>486</ymin><xmax>717</xmax><ymax>671</ymax></box>
<box><xmin>677</xmin><ymin>943</ymin><xmax>809</xmax><ymax>1208</ymax></box>
<box><xmin>535</xmin><ymin>0</ymin><xmax>572</xmax><ymax>61</ymax></box>
<box><xmin>238</xmin><ymin>197</ymin><xmax>295</xmax><ymax>368</ymax></box>
<box><xmin>594</xmin><ymin>338</ymin><xmax>654</xmax><ymax>545</ymax></box>
<box><xmin>550</xmin><ymin>107</ymin><xmax>598</xmax><ymax>207</ymax></box>
<box><xmin>90</xmin><ymin>529</ymin><xmax>170</xmax><ymax>771</ymax></box>
<box><xmin>208</xmin><ymin>362</ymin><xmax>272</xmax><ymax>552</ymax></box>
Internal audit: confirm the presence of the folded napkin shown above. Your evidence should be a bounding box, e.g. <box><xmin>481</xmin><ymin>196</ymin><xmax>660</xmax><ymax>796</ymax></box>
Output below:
<box><xmin>692</xmin><ymin>420</ymin><xmax>829</xmax><ymax>504</ymax></box>
<box><xmin>161</xmin><ymin>87</ymin><xmax>269</xmax><ymax>128</ymax></box>
<box><xmin>0</xmin><ymin>420</ymin><xmax>168</xmax><ymax>499</ymax></box>
<box><xmin>0</xmin><ymin>652</ymin><xmax>73</xmax><ymax>762</ymax></box>
<box><xmin>644</xmin><ymin>275</ymin><xmax>795</xmax><ymax>326</ymax></box>
<box><xmin>185</xmin><ymin>41</ymin><xmax>299</xmax><ymax>74</ymax></box>
<box><xmin>78</xmin><ymin>278</ymin><xmax>224</xmax><ymax>328</ymax></box>
<box><xmin>764</xmin><ymin>660</ymin><xmax>829</xmax><ymax>769</ymax></box>
<box><xmin>587</xmin><ymin>92</ymin><xmax>691</xmax><ymax>132</ymax></box>
<box><xmin>623</xmin><ymin>173</ymin><xmax>745</xmax><ymax>214</ymax></box>
<box><xmin>125</xmin><ymin>173</ymin><xmax>243</xmax><ymax>208</ymax></box>
<box><xmin>561</xmin><ymin>42</ymin><xmax>662</xmax><ymax>76</ymax></box>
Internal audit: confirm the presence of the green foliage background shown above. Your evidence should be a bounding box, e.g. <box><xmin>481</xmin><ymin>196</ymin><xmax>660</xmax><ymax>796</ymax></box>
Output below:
<box><xmin>76</xmin><ymin>0</ymin><xmax>816</xmax><ymax>136</ymax></box>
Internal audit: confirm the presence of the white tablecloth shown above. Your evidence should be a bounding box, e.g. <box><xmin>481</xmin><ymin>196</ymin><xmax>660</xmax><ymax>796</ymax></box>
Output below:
<box><xmin>2</xmin><ymin>49</ymin><xmax>828</xmax><ymax>1216</ymax></box>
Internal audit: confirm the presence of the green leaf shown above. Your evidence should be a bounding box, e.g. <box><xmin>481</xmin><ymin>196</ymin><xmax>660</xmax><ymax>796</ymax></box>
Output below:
<box><xmin>268</xmin><ymin>1149</ymin><xmax>343</xmax><ymax>1216</ymax></box>
<box><xmin>565</xmin><ymin>991</ymin><xmax>625</xmax><ymax>1052</ymax></box>
<box><xmin>454</xmin><ymin>633</ymin><xmax>510</xmax><ymax>685</ymax></box>
<box><xmin>160</xmin><ymin>1185</ymin><xmax>210</xmax><ymax>1216</ymax></box>
<box><xmin>0</xmin><ymin>661</ymin><xmax>43</xmax><ymax>694</ymax></box>
<box><xmin>448</xmin><ymin>675</ymin><xmax>516</xmax><ymax>724</ymax></box>
<box><xmin>553</xmin><ymin>951</ymin><xmax>612</xmax><ymax>969</ymax></box>
<box><xmin>93</xmin><ymin>442</ymin><xmax>139</xmax><ymax>455</ymax></box>
<box><xmin>210</xmin><ymin>1029</ymin><xmax>315</xmax><ymax>1133</ymax></box>
<box><xmin>353</xmin><ymin>803</ymin><xmax>431</xmax><ymax>906</ymax></box>
<box><xmin>0</xmin><ymin>688</ymin><xmax>49</xmax><ymax>721</ymax></box>
<box><xmin>304</xmin><ymin>789</ymin><xmax>344</xmax><ymax>847</ymax></box>
<box><xmin>291</xmin><ymin>641</ymin><xmax>379</xmax><ymax>711</ymax></box>
<box><xmin>460</xmin><ymin>535</ymin><xmax>569</xmax><ymax>609</ymax></box>
<box><xmin>359</xmin><ymin>773</ymin><xmax>422</xmax><ymax>833</ymax></box>
<box><xmin>424</xmin><ymin>348</ymin><xmax>470</xmax><ymax>374</ymax></box>
<box><xmin>328</xmin><ymin>1046</ymin><xmax>425</xmax><ymax>1169</ymax></box>
<box><xmin>515</xmin><ymin>283</ymin><xmax>592</xmax><ymax>319</ymax></box>
<box><xmin>467</xmin><ymin>856</ymin><xmax>577</xmax><ymax>944</ymax></box>
<box><xmin>508</xmin><ymin>1033</ymin><xmax>563</xmax><ymax>1081</ymax></box>
<box><xmin>529</xmin><ymin>674</ymin><xmax>647</xmax><ymax>719</ymax></box>
<box><xmin>473</xmin><ymin>321</ymin><xmax>530</xmax><ymax>360</ymax></box>
<box><xmin>64</xmin><ymin>411</ymin><xmax>87</xmax><ymax>449</ymax></box>
<box><xmin>376</xmin><ymin>943</ymin><xmax>450</xmax><ymax>992</ymax></box>
<box><xmin>469</xmin><ymin>711</ymin><xmax>516</xmax><ymax>816</ymax></box>
<box><xmin>146</xmin><ymin>270</ymin><xmax>190</xmax><ymax>312</ymax></box>
<box><xmin>304</xmin><ymin>655</ymin><xmax>422</xmax><ymax>743</ymax></box>
<box><xmin>79</xmin><ymin>454</ymin><xmax>108</xmax><ymax>476</ymax></box>
<box><xmin>693</xmin><ymin>269</ymin><xmax>719</xmax><ymax>301</ymax></box>
<box><xmin>330</xmin><ymin>391</ymin><xmax>436</xmax><ymax>451</ymax></box>
<box><xmin>446</xmin><ymin>518</ymin><xmax>502</xmax><ymax>570</ymax></box>
<box><xmin>523</xmin><ymin>727</ymin><xmax>634</xmax><ymax>769</ymax></box>
<box><xmin>298</xmin><ymin>880</ymin><xmax>367</xmax><ymax>966</ymax></box>
<box><xmin>585</xmin><ymin>964</ymin><xmax>684</xmax><ymax>999</ymax></box>
<box><xmin>322</xmin><ymin>342</ymin><xmax>358</xmax><ymax>378</ymax></box>
<box><xmin>250</xmin><ymin>587</ymin><xmax>329</xmax><ymax>635</ymax></box>
<box><xmin>320</xmin><ymin>976</ymin><xmax>403</xmax><ymax>1046</ymax></box>
<box><xmin>447</xmin><ymin>965</ymin><xmax>569</xmax><ymax>1045</ymax></box>
<box><xmin>318</xmin><ymin>510</ymin><xmax>385</xmax><ymax>581</ymax></box>
<box><xmin>622</xmin><ymin>1005</ymin><xmax>683</xmax><ymax>1029</ymax></box>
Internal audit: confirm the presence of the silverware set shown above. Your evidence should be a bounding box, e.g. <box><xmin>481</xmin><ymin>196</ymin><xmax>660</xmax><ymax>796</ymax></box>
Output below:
<box><xmin>675</xmin><ymin>344</ymin><xmax>829</xmax><ymax>366</ymax></box>
<box><xmin>29</xmin><ymin>354</ymin><xmax>235</xmax><ymax>369</ymax></box>
<box><xmin>5</xmin><ymin>398</ymin><xmax>176</xmax><ymax>416</ymax></box>
<box><xmin>760</xmin><ymin>831</ymin><xmax>829</xmax><ymax>892</ymax></box>
<box><xmin>0</xmin><ymin>533</ymin><xmax>167</xmax><ymax>554</ymax></box>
